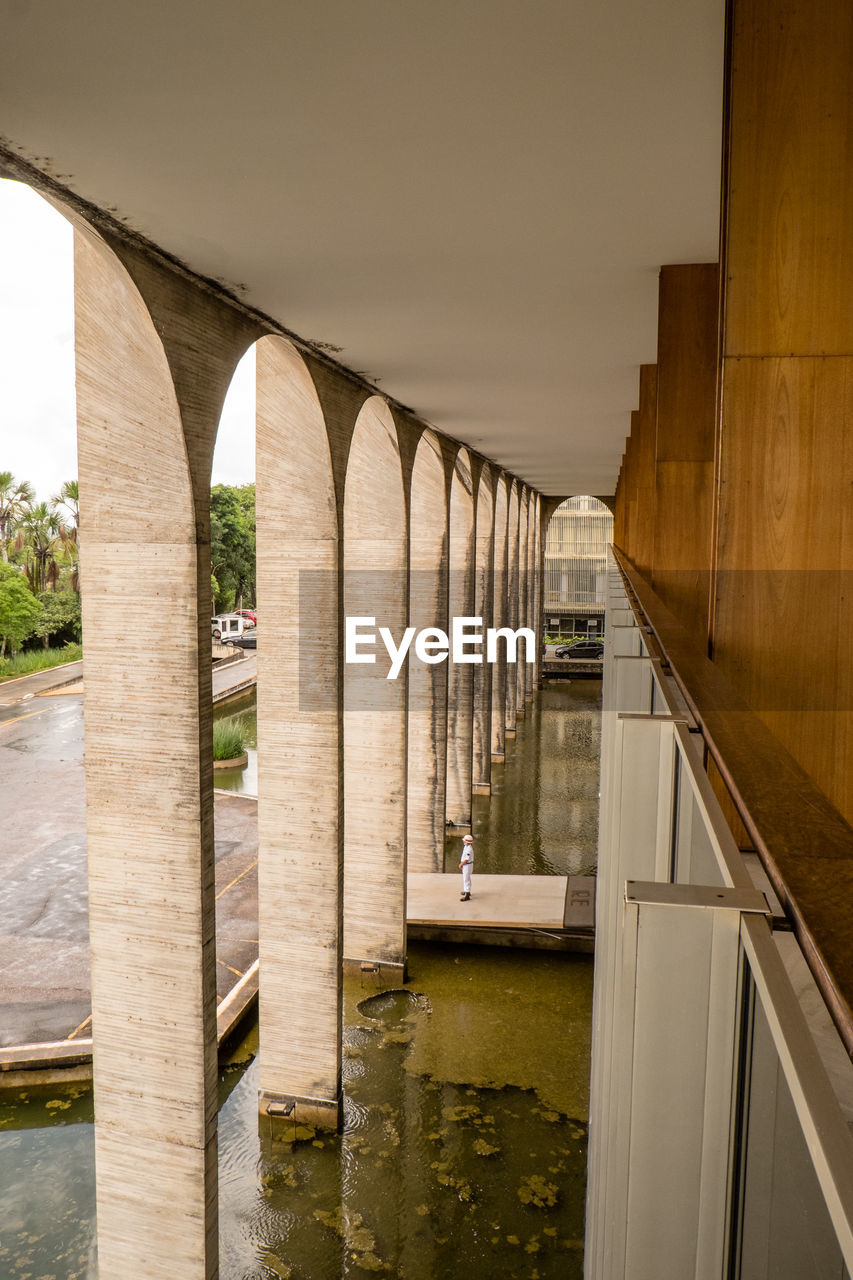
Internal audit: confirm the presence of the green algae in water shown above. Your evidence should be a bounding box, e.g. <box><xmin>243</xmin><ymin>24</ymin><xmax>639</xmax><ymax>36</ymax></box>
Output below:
<box><xmin>0</xmin><ymin>1082</ymin><xmax>95</xmax><ymax>1279</ymax></box>
<box><xmin>0</xmin><ymin>944</ymin><xmax>592</xmax><ymax>1278</ymax></box>
<box><xmin>218</xmin><ymin>943</ymin><xmax>592</xmax><ymax>1279</ymax></box>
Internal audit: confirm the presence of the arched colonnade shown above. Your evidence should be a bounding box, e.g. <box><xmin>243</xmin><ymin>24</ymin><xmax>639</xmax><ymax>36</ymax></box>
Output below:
<box><xmin>67</xmin><ymin>206</ymin><xmax>544</xmax><ymax>1277</ymax></box>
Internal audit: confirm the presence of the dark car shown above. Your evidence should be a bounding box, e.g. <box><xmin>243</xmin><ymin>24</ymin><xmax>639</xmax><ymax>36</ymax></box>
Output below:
<box><xmin>555</xmin><ymin>641</ymin><xmax>604</xmax><ymax>659</ymax></box>
<box><xmin>230</xmin><ymin>631</ymin><xmax>257</xmax><ymax>650</ymax></box>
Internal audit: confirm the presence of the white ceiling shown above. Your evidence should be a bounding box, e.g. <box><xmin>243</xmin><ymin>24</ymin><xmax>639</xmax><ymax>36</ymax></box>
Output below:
<box><xmin>0</xmin><ymin>0</ymin><xmax>724</xmax><ymax>494</ymax></box>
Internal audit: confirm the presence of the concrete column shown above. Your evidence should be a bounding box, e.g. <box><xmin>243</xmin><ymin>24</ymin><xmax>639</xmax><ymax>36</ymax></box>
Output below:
<box><xmin>407</xmin><ymin>430</ymin><xmax>448</xmax><ymax>872</ymax></box>
<box><xmin>504</xmin><ymin>482</ymin><xmax>520</xmax><ymax>736</ymax></box>
<box><xmin>490</xmin><ymin>476</ymin><xmax>509</xmax><ymax>763</ymax></box>
<box><xmin>515</xmin><ymin>488</ymin><xmax>530</xmax><ymax>719</ymax></box>
<box><xmin>471</xmin><ymin>467</ymin><xmax>494</xmax><ymax>794</ymax></box>
<box><xmin>343</xmin><ymin>397</ymin><xmax>408</xmax><ymax>975</ymax></box>
<box><xmin>75</xmin><ymin>226</ymin><xmax>218</xmax><ymax>1278</ymax></box>
<box><xmin>255</xmin><ymin>336</ymin><xmax>342</xmax><ymax>1130</ymax></box>
<box><xmin>532</xmin><ymin>495</ymin><xmax>544</xmax><ymax>690</ymax></box>
<box><xmin>524</xmin><ymin>489</ymin><xmax>537</xmax><ymax>700</ymax></box>
<box><xmin>445</xmin><ymin>449</ymin><xmax>475</xmax><ymax>832</ymax></box>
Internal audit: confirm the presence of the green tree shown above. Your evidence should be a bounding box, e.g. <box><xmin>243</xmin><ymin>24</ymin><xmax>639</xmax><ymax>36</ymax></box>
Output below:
<box><xmin>0</xmin><ymin>563</ymin><xmax>42</xmax><ymax>657</ymax></box>
<box><xmin>0</xmin><ymin>471</ymin><xmax>35</xmax><ymax>563</ymax></box>
<box><xmin>210</xmin><ymin>483</ymin><xmax>256</xmax><ymax>612</ymax></box>
<box><xmin>33</xmin><ymin>589</ymin><xmax>82</xmax><ymax>649</ymax></box>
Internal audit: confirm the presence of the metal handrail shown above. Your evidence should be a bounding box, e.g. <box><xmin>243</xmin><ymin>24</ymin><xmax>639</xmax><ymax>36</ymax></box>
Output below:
<box><xmin>611</xmin><ymin>546</ymin><xmax>853</xmax><ymax>1062</ymax></box>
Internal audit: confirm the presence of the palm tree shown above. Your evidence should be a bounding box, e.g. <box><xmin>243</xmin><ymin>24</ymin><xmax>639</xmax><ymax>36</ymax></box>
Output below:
<box><xmin>52</xmin><ymin>479</ymin><xmax>79</xmax><ymax>531</ymax></box>
<box><xmin>52</xmin><ymin>479</ymin><xmax>80</xmax><ymax>592</ymax></box>
<box><xmin>15</xmin><ymin>502</ymin><xmax>61</xmax><ymax>595</ymax></box>
<box><xmin>0</xmin><ymin>471</ymin><xmax>35</xmax><ymax>563</ymax></box>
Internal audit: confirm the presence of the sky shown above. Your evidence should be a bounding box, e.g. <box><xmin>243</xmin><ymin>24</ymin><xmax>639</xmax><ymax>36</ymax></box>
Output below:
<box><xmin>0</xmin><ymin>178</ymin><xmax>255</xmax><ymax>504</ymax></box>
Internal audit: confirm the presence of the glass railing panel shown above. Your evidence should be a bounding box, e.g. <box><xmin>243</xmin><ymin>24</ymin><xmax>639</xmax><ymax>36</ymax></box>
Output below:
<box><xmin>733</xmin><ymin>975</ymin><xmax>849</xmax><ymax>1279</ymax></box>
<box><xmin>671</xmin><ymin>755</ymin><xmax>726</xmax><ymax>889</ymax></box>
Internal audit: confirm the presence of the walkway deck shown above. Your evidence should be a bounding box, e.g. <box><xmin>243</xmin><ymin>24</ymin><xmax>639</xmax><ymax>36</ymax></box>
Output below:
<box><xmin>212</xmin><ymin>651</ymin><xmax>257</xmax><ymax>703</ymax></box>
<box><xmin>407</xmin><ymin>872</ymin><xmax>595</xmax><ymax>951</ymax></box>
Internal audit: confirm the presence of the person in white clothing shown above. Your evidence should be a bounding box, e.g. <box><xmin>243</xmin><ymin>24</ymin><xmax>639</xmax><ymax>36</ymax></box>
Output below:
<box><xmin>459</xmin><ymin>834</ymin><xmax>474</xmax><ymax>901</ymax></box>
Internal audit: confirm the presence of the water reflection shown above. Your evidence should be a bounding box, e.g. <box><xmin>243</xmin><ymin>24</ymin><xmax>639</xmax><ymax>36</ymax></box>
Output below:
<box><xmin>0</xmin><ymin>1085</ymin><xmax>96</xmax><ymax>1278</ymax></box>
<box><xmin>446</xmin><ymin>680</ymin><xmax>601</xmax><ymax>876</ymax></box>
<box><xmin>214</xmin><ymin>692</ymin><xmax>258</xmax><ymax>796</ymax></box>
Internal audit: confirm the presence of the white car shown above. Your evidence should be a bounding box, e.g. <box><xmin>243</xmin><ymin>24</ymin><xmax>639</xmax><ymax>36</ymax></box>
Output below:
<box><xmin>211</xmin><ymin>613</ymin><xmax>251</xmax><ymax>640</ymax></box>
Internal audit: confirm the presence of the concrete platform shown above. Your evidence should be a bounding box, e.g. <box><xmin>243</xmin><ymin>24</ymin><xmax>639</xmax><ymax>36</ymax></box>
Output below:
<box><xmin>407</xmin><ymin>872</ymin><xmax>595</xmax><ymax>951</ymax></box>
<box><xmin>213</xmin><ymin>651</ymin><xmax>257</xmax><ymax>703</ymax></box>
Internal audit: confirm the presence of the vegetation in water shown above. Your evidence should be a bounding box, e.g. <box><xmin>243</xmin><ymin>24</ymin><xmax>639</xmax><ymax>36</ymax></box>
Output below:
<box><xmin>213</xmin><ymin>716</ymin><xmax>249</xmax><ymax>761</ymax></box>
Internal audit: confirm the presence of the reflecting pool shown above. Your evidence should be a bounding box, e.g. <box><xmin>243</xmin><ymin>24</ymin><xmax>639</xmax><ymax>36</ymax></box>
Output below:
<box><xmin>0</xmin><ymin>944</ymin><xmax>592</xmax><ymax>1279</ymax></box>
<box><xmin>446</xmin><ymin>679</ymin><xmax>602</xmax><ymax>876</ymax></box>
<box><xmin>0</xmin><ymin>678</ymin><xmax>600</xmax><ymax>1277</ymax></box>
<box><xmin>213</xmin><ymin>691</ymin><xmax>258</xmax><ymax>796</ymax></box>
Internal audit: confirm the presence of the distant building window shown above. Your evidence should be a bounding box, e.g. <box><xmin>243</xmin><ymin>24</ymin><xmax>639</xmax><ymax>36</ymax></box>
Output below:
<box><xmin>544</xmin><ymin>496</ymin><xmax>613</xmax><ymax>615</ymax></box>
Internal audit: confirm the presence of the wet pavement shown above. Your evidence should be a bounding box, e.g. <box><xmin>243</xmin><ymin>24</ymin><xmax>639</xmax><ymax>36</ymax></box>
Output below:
<box><xmin>0</xmin><ymin>663</ymin><xmax>259</xmax><ymax>1050</ymax></box>
<box><xmin>0</xmin><ymin>659</ymin><xmax>83</xmax><ymax>707</ymax></box>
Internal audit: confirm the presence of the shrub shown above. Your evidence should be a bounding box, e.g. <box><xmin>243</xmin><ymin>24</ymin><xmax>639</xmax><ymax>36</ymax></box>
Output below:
<box><xmin>0</xmin><ymin>642</ymin><xmax>82</xmax><ymax>682</ymax></box>
<box><xmin>213</xmin><ymin>716</ymin><xmax>248</xmax><ymax>761</ymax></box>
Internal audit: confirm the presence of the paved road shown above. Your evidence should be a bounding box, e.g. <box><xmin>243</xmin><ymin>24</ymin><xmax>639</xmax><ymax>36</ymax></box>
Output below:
<box><xmin>213</xmin><ymin>651</ymin><xmax>257</xmax><ymax>701</ymax></box>
<box><xmin>0</xmin><ymin>659</ymin><xmax>84</xmax><ymax>709</ymax></box>
<box><xmin>0</xmin><ymin>662</ymin><xmax>259</xmax><ymax>1051</ymax></box>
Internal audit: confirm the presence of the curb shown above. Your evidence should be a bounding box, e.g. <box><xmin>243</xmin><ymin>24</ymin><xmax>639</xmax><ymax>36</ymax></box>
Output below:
<box><xmin>0</xmin><ymin>959</ymin><xmax>261</xmax><ymax>1087</ymax></box>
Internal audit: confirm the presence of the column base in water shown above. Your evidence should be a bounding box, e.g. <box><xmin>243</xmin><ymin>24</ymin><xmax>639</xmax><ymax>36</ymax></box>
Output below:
<box><xmin>259</xmin><ymin>1090</ymin><xmax>341</xmax><ymax>1133</ymax></box>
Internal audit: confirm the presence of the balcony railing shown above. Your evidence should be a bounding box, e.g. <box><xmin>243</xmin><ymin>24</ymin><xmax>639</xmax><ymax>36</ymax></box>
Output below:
<box><xmin>586</xmin><ymin>548</ymin><xmax>853</xmax><ymax>1278</ymax></box>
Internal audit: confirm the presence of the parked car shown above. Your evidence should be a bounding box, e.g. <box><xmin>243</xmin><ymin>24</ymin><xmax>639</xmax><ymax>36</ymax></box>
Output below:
<box><xmin>555</xmin><ymin>640</ymin><xmax>604</xmax><ymax>659</ymax></box>
<box><xmin>235</xmin><ymin>609</ymin><xmax>257</xmax><ymax>626</ymax></box>
<box><xmin>212</xmin><ymin>612</ymin><xmax>251</xmax><ymax>640</ymax></box>
<box><xmin>230</xmin><ymin>630</ymin><xmax>257</xmax><ymax>650</ymax></box>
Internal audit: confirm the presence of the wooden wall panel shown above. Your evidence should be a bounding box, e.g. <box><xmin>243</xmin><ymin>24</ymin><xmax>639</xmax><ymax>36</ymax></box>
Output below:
<box><xmin>713</xmin><ymin>356</ymin><xmax>853</xmax><ymax>823</ymax></box>
<box><xmin>725</xmin><ymin>0</ymin><xmax>853</xmax><ymax>357</ymax></box>
<box><xmin>715</xmin><ymin>0</ymin><xmax>853</xmax><ymax>828</ymax></box>
<box><xmin>631</xmin><ymin>365</ymin><xmax>657</xmax><ymax>576</ymax></box>
<box><xmin>652</xmin><ymin>263</ymin><xmax>719</xmax><ymax>644</ymax></box>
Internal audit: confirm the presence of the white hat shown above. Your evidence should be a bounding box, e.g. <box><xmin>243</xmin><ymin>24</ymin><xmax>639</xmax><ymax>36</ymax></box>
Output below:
<box><xmin>462</xmin><ymin>834</ymin><xmax>473</xmax><ymax>843</ymax></box>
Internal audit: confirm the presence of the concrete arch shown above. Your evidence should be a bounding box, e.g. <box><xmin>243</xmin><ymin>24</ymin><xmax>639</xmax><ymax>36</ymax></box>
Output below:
<box><xmin>490</xmin><ymin>475</ymin><xmax>509</xmax><ymax>762</ymax></box>
<box><xmin>472</xmin><ymin>465</ymin><xmax>495</xmax><ymax>792</ymax></box>
<box><xmin>74</xmin><ymin>220</ymin><xmax>217</xmax><ymax>1276</ymax></box>
<box><xmin>407</xmin><ymin>429</ymin><xmax>448</xmax><ymax>872</ymax></box>
<box><xmin>505</xmin><ymin>480</ymin><xmax>520</xmax><ymax>735</ymax></box>
<box><xmin>445</xmin><ymin>446</ymin><xmax>475</xmax><ymax>831</ymax></box>
<box><xmin>343</xmin><ymin>396</ymin><xmax>408</xmax><ymax>973</ymax></box>
<box><xmin>253</xmin><ymin>335</ymin><xmax>342</xmax><ymax>1128</ymax></box>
